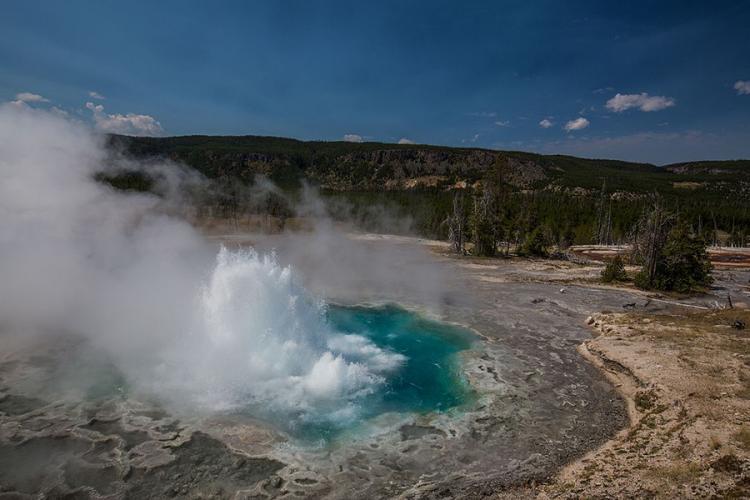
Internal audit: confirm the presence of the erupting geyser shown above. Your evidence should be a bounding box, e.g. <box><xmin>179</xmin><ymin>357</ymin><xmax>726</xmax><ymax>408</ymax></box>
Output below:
<box><xmin>164</xmin><ymin>247</ymin><xmax>407</xmax><ymax>422</ymax></box>
<box><xmin>150</xmin><ymin>247</ymin><xmax>474</xmax><ymax>437</ymax></box>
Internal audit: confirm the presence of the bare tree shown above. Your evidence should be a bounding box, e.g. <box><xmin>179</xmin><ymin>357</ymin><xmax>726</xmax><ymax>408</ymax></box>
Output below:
<box><xmin>471</xmin><ymin>188</ymin><xmax>499</xmax><ymax>257</ymax></box>
<box><xmin>594</xmin><ymin>179</ymin><xmax>613</xmax><ymax>245</ymax></box>
<box><xmin>630</xmin><ymin>195</ymin><xmax>675</xmax><ymax>286</ymax></box>
<box><xmin>446</xmin><ymin>192</ymin><xmax>468</xmax><ymax>254</ymax></box>
<box><xmin>711</xmin><ymin>211</ymin><xmax>719</xmax><ymax>247</ymax></box>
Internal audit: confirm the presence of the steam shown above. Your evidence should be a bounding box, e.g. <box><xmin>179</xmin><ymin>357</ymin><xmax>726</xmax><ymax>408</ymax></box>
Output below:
<box><xmin>0</xmin><ymin>103</ymin><xmax>208</xmax><ymax>358</ymax></box>
<box><xmin>0</xmin><ymin>103</ymin><xmax>410</xmax><ymax>426</ymax></box>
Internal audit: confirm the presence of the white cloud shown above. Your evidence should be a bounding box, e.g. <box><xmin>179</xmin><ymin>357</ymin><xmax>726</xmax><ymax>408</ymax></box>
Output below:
<box><xmin>605</xmin><ymin>92</ymin><xmax>675</xmax><ymax>112</ymax></box>
<box><xmin>398</xmin><ymin>138</ymin><xmax>414</xmax><ymax>144</ymax></box>
<box><xmin>15</xmin><ymin>92</ymin><xmax>49</xmax><ymax>103</ymax></box>
<box><xmin>734</xmin><ymin>81</ymin><xmax>750</xmax><ymax>95</ymax></box>
<box><xmin>539</xmin><ymin>118</ymin><xmax>554</xmax><ymax>129</ymax></box>
<box><xmin>564</xmin><ymin>117</ymin><xmax>590</xmax><ymax>132</ymax></box>
<box><xmin>85</xmin><ymin>102</ymin><xmax>163</xmax><ymax>136</ymax></box>
<box><xmin>494</xmin><ymin>120</ymin><xmax>510</xmax><ymax>127</ymax></box>
<box><xmin>88</xmin><ymin>91</ymin><xmax>105</xmax><ymax>100</ymax></box>
<box><xmin>343</xmin><ymin>134</ymin><xmax>363</xmax><ymax>143</ymax></box>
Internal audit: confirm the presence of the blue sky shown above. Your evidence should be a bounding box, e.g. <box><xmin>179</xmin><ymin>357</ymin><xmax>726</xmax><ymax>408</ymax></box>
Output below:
<box><xmin>2</xmin><ymin>0</ymin><xmax>749</xmax><ymax>164</ymax></box>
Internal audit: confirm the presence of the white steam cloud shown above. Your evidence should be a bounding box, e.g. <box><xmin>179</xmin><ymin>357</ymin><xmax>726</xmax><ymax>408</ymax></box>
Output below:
<box><xmin>0</xmin><ymin>103</ymin><xmax>202</xmax><ymax>358</ymax></box>
<box><xmin>0</xmin><ymin>104</ymin><xmax>408</xmax><ymax>424</ymax></box>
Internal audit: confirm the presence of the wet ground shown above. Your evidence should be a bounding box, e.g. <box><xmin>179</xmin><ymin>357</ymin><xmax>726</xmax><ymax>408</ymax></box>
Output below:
<box><xmin>2</xmin><ymin>234</ymin><xmax>744</xmax><ymax>499</ymax></box>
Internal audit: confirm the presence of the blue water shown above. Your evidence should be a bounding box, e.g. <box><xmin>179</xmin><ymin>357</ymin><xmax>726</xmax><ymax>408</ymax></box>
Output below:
<box><xmin>297</xmin><ymin>304</ymin><xmax>476</xmax><ymax>441</ymax></box>
<box><xmin>69</xmin><ymin>303</ymin><xmax>476</xmax><ymax>443</ymax></box>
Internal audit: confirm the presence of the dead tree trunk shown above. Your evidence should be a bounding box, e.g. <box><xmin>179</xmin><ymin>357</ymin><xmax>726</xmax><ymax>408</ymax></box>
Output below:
<box><xmin>631</xmin><ymin>195</ymin><xmax>675</xmax><ymax>287</ymax></box>
<box><xmin>446</xmin><ymin>192</ymin><xmax>467</xmax><ymax>254</ymax></box>
<box><xmin>594</xmin><ymin>179</ymin><xmax>612</xmax><ymax>245</ymax></box>
<box><xmin>471</xmin><ymin>189</ymin><xmax>498</xmax><ymax>257</ymax></box>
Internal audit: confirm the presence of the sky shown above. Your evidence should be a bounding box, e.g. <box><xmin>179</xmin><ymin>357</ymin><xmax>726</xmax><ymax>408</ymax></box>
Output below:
<box><xmin>1</xmin><ymin>0</ymin><xmax>749</xmax><ymax>164</ymax></box>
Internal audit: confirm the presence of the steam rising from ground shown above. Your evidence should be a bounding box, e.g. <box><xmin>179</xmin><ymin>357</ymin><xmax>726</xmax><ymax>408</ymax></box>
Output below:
<box><xmin>0</xmin><ymin>104</ymin><xmax>410</xmax><ymax>425</ymax></box>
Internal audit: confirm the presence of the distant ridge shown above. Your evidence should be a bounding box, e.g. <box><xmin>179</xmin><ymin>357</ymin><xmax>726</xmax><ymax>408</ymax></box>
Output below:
<box><xmin>108</xmin><ymin>134</ymin><xmax>750</xmax><ymax>196</ymax></box>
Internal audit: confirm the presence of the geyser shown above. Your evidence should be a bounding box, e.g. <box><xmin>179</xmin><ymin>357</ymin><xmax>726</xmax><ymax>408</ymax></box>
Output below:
<box><xmin>155</xmin><ymin>247</ymin><xmax>407</xmax><ymax>418</ymax></box>
<box><xmin>122</xmin><ymin>247</ymin><xmax>476</xmax><ymax>438</ymax></box>
<box><xmin>0</xmin><ymin>104</ymin><xmax>474</xmax><ymax>441</ymax></box>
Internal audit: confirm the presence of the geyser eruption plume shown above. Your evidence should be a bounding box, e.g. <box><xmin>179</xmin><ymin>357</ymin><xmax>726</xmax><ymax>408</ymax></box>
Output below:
<box><xmin>0</xmin><ymin>103</ymin><xmax>404</xmax><ymax>427</ymax></box>
<box><xmin>157</xmin><ymin>247</ymin><xmax>405</xmax><ymax>420</ymax></box>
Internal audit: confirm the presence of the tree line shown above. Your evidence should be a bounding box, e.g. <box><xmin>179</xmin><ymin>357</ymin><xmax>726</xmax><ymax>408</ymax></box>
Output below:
<box><xmin>446</xmin><ymin>186</ymin><xmax>718</xmax><ymax>292</ymax></box>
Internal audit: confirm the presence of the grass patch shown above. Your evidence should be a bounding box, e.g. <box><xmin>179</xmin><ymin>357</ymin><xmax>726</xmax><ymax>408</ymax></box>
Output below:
<box><xmin>733</xmin><ymin>426</ymin><xmax>750</xmax><ymax>451</ymax></box>
<box><xmin>711</xmin><ymin>454</ymin><xmax>742</xmax><ymax>474</ymax></box>
<box><xmin>651</xmin><ymin>462</ymin><xmax>702</xmax><ymax>483</ymax></box>
<box><xmin>634</xmin><ymin>390</ymin><xmax>658</xmax><ymax>411</ymax></box>
<box><xmin>709</xmin><ymin>435</ymin><xmax>723</xmax><ymax>451</ymax></box>
<box><xmin>736</xmin><ymin>372</ymin><xmax>750</xmax><ymax>399</ymax></box>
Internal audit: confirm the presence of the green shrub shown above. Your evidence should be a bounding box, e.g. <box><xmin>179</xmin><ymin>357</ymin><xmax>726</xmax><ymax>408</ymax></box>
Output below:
<box><xmin>633</xmin><ymin>269</ymin><xmax>651</xmax><ymax>290</ymax></box>
<box><xmin>471</xmin><ymin>216</ymin><xmax>498</xmax><ymax>256</ymax></box>
<box><xmin>635</xmin><ymin>222</ymin><xmax>713</xmax><ymax>293</ymax></box>
<box><xmin>601</xmin><ymin>255</ymin><xmax>628</xmax><ymax>282</ymax></box>
<box><xmin>519</xmin><ymin>227</ymin><xmax>549</xmax><ymax>257</ymax></box>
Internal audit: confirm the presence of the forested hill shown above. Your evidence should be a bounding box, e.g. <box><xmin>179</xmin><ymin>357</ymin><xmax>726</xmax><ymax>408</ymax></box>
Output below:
<box><xmin>108</xmin><ymin>134</ymin><xmax>750</xmax><ymax>197</ymax></box>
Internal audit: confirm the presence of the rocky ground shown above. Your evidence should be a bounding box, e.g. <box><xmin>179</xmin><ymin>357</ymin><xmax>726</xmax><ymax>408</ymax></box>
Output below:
<box><xmin>1</xmin><ymin>233</ymin><xmax>748</xmax><ymax>499</ymax></box>
<box><xmin>539</xmin><ymin>307</ymin><xmax>750</xmax><ymax>498</ymax></box>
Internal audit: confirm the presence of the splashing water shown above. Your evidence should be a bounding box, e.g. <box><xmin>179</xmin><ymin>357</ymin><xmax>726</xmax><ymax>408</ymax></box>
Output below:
<box><xmin>137</xmin><ymin>247</ymin><xmax>475</xmax><ymax>438</ymax></box>
<box><xmin>151</xmin><ymin>247</ymin><xmax>407</xmax><ymax>426</ymax></box>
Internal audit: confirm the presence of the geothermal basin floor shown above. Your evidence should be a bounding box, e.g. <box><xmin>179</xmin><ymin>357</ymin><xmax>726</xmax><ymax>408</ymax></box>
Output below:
<box><xmin>4</xmin><ymin>234</ymin><xmax>740</xmax><ymax>498</ymax></box>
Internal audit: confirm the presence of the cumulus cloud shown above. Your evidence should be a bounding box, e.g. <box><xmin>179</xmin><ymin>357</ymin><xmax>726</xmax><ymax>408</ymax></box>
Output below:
<box><xmin>343</xmin><ymin>134</ymin><xmax>363</xmax><ymax>143</ymax></box>
<box><xmin>539</xmin><ymin>118</ymin><xmax>554</xmax><ymax>129</ymax></box>
<box><xmin>605</xmin><ymin>92</ymin><xmax>675</xmax><ymax>112</ymax></box>
<box><xmin>86</xmin><ymin>101</ymin><xmax>163</xmax><ymax>136</ymax></box>
<box><xmin>494</xmin><ymin>120</ymin><xmax>510</xmax><ymax>127</ymax></box>
<box><xmin>15</xmin><ymin>92</ymin><xmax>49</xmax><ymax>103</ymax></box>
<box><xmin>735</xmin><ymin>81</ymin><xmax>750</xmax><ymax>95</ymax></box>
<box><xmin>564</xmin><ymin>117</ymin><xmax>590</xmax><ymax>132</ymax></box>
<box><xmin>397</xmin><ymin>138</ymin><xmax>414</xmax><ymax>144</ymax></box>
<box><xmin>88</xmin><ymin>90</ymin><xmax>105</xmax><ymax>100</ymax></box>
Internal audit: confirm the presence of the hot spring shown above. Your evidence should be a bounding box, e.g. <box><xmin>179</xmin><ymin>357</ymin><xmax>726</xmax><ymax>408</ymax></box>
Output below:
<box><xmin>84</xmin><ymin>247</ymin><xmax>476</xmax><ymax>443</ymax></box>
